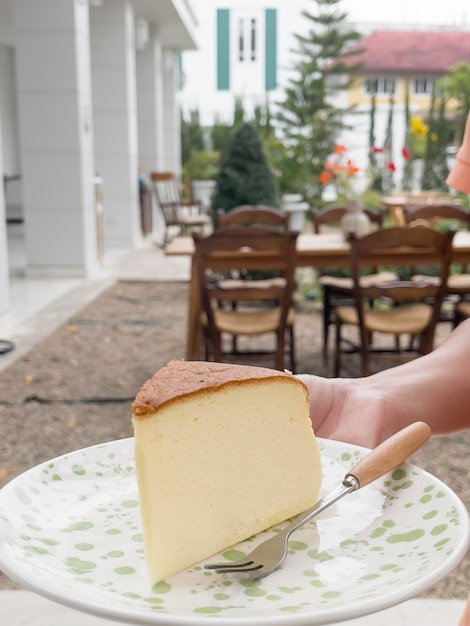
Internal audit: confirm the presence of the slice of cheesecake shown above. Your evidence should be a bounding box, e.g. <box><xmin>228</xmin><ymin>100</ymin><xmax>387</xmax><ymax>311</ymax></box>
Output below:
<box><xmin>132</xmin><ymin>360</ymin><xmax>322</xmax><ymax>583</ymax></box>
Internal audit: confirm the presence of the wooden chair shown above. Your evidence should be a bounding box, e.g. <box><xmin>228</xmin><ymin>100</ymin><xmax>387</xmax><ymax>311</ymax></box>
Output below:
<box><xmin>334</xmin><ymin>225</ymin><xmax>455</xmax><ymax>377</ymax></box>
<box><xmin>311</xmin><ymin>204</ymin><xmax>397</xmax><ymax>363</ymax></box>
<box><xmin>150</xmin><ymin>171</ymin><xmax>210</xmax><ymax>244</ymax></box>
<box><xmin>403</xmin><ymin>203</ymin><xmax>470</xmax><ymax>322</ymax></box>
<box><xmin>192</xmin><ymin>228</ymin><xmax>298</xmax><ymax>371</ymax></box>
<box><xmin>217</xmin><ymin>205</ymin><xmax>290</xmax><ymax>231</ymax></box>
<box><xmin>216</xmin><ymin>205</ymin><xmax>291</xmax><ymax>354</ymax></box>
<box><xmin>454</xmin><ymin>301</ymin><xmax>470</xmax><ymax>325</ymax></box>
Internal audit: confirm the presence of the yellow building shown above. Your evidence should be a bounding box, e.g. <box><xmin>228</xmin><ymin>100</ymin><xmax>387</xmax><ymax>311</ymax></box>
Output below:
<box><xmin>345</xmin><ymin>29</ymin><xmax>470</xmax><ymax>111</ymax></box>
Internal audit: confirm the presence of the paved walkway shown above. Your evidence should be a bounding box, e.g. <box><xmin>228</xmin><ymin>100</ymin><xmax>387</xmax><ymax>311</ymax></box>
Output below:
<box><xmin>0</xmin><ymin>239</ymin><xmax>467</xmax><ymax>625</ymax></box>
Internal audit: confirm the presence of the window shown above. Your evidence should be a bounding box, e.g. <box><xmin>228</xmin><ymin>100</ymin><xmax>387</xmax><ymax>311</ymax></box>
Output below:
<box><xmin>250</xmin><ymin>19</ymin><xmax>256</xmax><ymax>61</ymax></box>
<box><xmin>238</xmin><ymin>19</ymin><xmax>244</xmax><ymax>61</ymax></box>
<box><xmin>414</xmin><ymin>76</ymin><xmax>435</xmax><ymax>94</ymax></box>
<box><xmin>365</xmin><ymin>77</ymin><xmax>396</xmax><ymax>95</ymax></box>
<box><xmin>238</xmin><ymin>17</ymin><xmax>257</xmax><ymax>62</ymax></box>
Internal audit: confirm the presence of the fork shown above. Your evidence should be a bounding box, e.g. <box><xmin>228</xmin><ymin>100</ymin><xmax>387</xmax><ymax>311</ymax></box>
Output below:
<box><xmin>204</xmin><ymin>421</ymin><xmax>431</xmax><ymax>579</ymax></box>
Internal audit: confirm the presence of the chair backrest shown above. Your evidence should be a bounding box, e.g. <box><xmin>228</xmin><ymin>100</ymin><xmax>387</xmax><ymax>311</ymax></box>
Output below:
<box><xmin>311</xmin><ymin>204</ymin><xmax>386</xmax><ymax>276</ymax></box>
<box><xmin>217</xmin><ymin>205</ymin><xmax>290</xmax><ymax>231</ymax></box>
<box><xmin>192</xmin><ymin>228</ymin><xmax>298</xmax><ymax>342</ymax></box>
<box><xmin>403</xmin><ymin>202</ymin><xmax>470</xmax><ymax>230</ymax></box>
<box><xmin>311</xmin><ymin>204</ymin><xmax>386</xmax><ymax>233</ymax></box>
<box><xmin>347</xmin><ymin>225</ymin><xmax>455</xmax><ymax>350</ymax></box>
<box><xmin>150</xmin><ymin>172</ymin><xmax>183</xmax><ymax>226</ymax></box>
<box><xmin>403</xmin><ymin>202</ymin><xmax>470</xmax><ymax>272</ymax></box>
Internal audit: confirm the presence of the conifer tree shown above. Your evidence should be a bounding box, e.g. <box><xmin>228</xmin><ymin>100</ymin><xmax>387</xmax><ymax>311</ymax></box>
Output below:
<box><xmin>422</xmin><ymin>88</ymin><xmax>437</xmax><ymax>190</ymax></box>
<box><xmin>382</xmin><ymin>96</ymin><xmax>395</xmax><ymax>193</ymax></box>
<box><xmin>422</xmin><ymin>91</ymin><xmax>450</xmax><ymax>190</ymax></box>
<box><xmin>275</xmin><ymin>0</ymin><xmax>362</xmax><ymax>198</ymax></box>
<box><xmin>433</xmin><ymin>97</ymin><xmax>450</xmax><ymax>189</ymax></box>
<box><xmin>402</xmin><ymin>80</ymin><xmax>413</xmax><ymax>191</ymax></box>
<box><xmin>212</xmin><ymin>123</ymin><xmax>278</xmax><ymax>216</ymax></box>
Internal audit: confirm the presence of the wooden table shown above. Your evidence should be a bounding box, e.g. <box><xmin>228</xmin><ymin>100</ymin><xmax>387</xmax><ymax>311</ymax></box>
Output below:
<box><xmin>166</xmin><ymin>231</ymin><xmax>470</xmax><ymax>360</ymax></box>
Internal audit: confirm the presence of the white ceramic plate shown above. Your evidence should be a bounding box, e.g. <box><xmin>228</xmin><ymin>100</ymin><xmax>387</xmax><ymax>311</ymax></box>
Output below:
<box><xmin>0</xmin><ymin>437</ymin><xmax>468</xmax><ymax>626</ymax></box>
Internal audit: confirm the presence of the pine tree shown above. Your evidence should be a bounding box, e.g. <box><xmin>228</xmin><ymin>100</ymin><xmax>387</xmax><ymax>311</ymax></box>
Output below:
<box><xmin>422</xmin><ymin>88</ymin><xmax>437</xmax><ymax>190</ymax></box>
<box><xmin>368</xmin><ymin>94</ymin><xmax>383</xmax><ymax>192</ymax></box>
<box><xmin>422</xmin><ymin>92</ymin><xmax>450</xmax><ymax>190</ymax></box>
<box><xmin>210</xmin><ymin>96</ymin><xmax>248</xmax><ymax>154</ymax></box>
<box><xmin>382</xmin><ymin>96</ymin><xmax>395</xmax><ymax>194</ymax></box>
<box><xmin>368</xmin><ymin>94</ymin><xmax>376</xmax><ymax>166</ymax></box>
<box><xmin>212</xmin><ymin>123</ymin><xmax>278</xmax><ymax>216</ymax></box>
<box><xmin>402</xmin><ymin>80</ymin><xmax>413</xmax><ymax>191</ymax></box>
<box><xmin>433</xmin><ymin>97</ymin><xmax>450</xmax><ymax>189</ymax></box>
<box><xmin>275</xmin><ymin>0</ymin><xmax>362</xmax><ymax>199</ymax></box>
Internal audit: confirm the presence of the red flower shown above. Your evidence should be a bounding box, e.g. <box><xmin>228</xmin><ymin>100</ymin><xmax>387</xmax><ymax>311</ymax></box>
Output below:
<box><xmin>319</xmin><ymin>171</ymin><xmax>333</xmax><ymax>185</ymax></box>
<box><xmin>334</xmin><ymin>144</ymin><xmax>347</xmax><ymax>154</ymax></box>
<box><xmin>402</xmin><ymin>147</ymin><xmax>411</xmax><ymax>160</ymax></box>
<box><xmin>371</xmin><ymin>146</ymin><xmax>384</xmax><ymax>154</ymax></box>
<box><xmin>386</xmin><ymin>161</ymin><xmax>396</xmax><ymax>172</ymax></box>
<box><xmin>347</xmin><ymin>160</ymin><xmax>359</xmax><ymax>176</ymax></box>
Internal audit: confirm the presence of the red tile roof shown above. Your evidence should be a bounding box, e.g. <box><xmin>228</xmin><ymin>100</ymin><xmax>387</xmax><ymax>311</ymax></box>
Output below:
<box><xmin>347</xmin><ymin>30</ymin><xmax>470</xmax><ymax>73</ymax></box>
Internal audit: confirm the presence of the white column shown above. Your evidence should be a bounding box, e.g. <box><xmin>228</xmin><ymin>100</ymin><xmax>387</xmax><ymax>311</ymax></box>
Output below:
<box><xmin>90</xmin><ymin>0</ymin><xmax>141</xmax><ymax>247</ymax></box>
<box><xmin>0</xmin><ymin>45</ymin><xmax>12</xmax><ymax>314</ymax></box>
<box><xmin>14</xmin><ymin>0</ymin><xmax>97</xmax><ymax>277</ymax></box>
<box><xmin>0</xmin><ymin>120</ymin><xmax>10</xmax><ymax>315</ymax></box>
<box><xmin>162</xmin><ymin>49</ymin><xmax>181</xmax><ymax>174</ymax></box>
<box><xmin>136</xmin><ymin>29</ymin><xmax>165</xmax><ymax>173</ymax></box>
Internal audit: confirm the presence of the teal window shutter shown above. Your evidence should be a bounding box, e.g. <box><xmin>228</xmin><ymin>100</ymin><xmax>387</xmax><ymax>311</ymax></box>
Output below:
<box><xmin>217</xmin><ymin>9</ymin><xmax>230</xmax><ymax>90</ymax></box>
<box><xmin>265</xmin><ymin>9</ymin><xmax>277</xmax><ymax>90</ymax></box>
<box><xmin>177</xmin><ymin>52</ymin><xmax>183</xmax><ymax>90</ymax></box>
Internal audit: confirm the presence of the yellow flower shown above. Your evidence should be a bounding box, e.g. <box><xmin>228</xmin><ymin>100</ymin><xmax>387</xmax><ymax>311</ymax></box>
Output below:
<box><xmin>410</xmin><ymin>116</ymin><xmax>428</xmax><ymax>137</ymax></box>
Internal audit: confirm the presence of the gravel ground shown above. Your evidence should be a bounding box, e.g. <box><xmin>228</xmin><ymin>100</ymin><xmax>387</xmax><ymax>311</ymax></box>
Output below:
<box><xmin>0</xmin><ymin>280</ymin><xmax>468</xmax><ymax>598</ymax></box>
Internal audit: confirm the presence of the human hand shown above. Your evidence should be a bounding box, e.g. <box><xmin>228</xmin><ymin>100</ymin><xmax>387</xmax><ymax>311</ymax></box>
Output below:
<box><xmin>295</xmin><ymin>374</ymin><xmax>408</xmax><ymax>448</ymax></box>
<box><xmin>460</xmin><ymin>595</ymin><xmax>470</xmax><ymax>626</ymax></box>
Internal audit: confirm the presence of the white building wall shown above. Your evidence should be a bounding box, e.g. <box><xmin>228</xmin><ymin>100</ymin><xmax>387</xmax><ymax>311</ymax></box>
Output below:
<box><xmin>179</xmin><ymin>0</ymin><xmax>312</xmax><ymax>127</ymax></box>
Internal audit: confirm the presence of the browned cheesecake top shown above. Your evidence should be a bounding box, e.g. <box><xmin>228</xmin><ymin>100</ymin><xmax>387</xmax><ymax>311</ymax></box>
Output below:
<box><xmin>132</xmin><ymin>360</ymin><xmax>303</xmax><ymax>418</ymax></box>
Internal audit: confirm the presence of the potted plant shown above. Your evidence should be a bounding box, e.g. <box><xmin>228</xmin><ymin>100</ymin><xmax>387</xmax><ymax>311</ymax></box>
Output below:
<box><xmin>184</xmin><ymin>150</ymin><xmax>220</xmax><ymax>212</ymax></box>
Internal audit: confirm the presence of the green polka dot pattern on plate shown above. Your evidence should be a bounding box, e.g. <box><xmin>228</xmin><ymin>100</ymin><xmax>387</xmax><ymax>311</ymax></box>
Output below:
<box><xmin>0</xmin><ymin>437</ymin><xmax>467</xmax><ymax>624</ymax></box>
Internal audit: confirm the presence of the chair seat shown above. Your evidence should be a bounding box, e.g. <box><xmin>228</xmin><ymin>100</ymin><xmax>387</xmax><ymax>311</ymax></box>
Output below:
<box><xmin>180</xmin><ymin>213</ymin><xmax>211</xmax><ymax>226</ymax></box>
<box><xmin>448</xmin><ymin>273</ymin><xmax>470</xmax><ymax>292</ymax></box>
<box><xmin>319</xmin><ymin>271</ymin><xmax>398</xmax><ymax>291</ymax></box>
<box><xmin>203</xmin><ymin>306</ymin><xmax>295</xmax><ymax>335</ymax></box>
<box><xmin>456</xmin><ymin>301</ymin><xmax>470</xmax><ymax>319</ymax></box>
<box><xmin>411</xmin><ymin>274</ymin><xmax>440</xmax><ymax>285</ymax></box>
<box><xmin>336</xmin><ymin>302</ymin><xmax>433</xmax><ymax>335</ymax></box>
<box><xmin>218</xmin><ymin>277</ymin><xmax>287</xmax><ymax>290</ymax></box>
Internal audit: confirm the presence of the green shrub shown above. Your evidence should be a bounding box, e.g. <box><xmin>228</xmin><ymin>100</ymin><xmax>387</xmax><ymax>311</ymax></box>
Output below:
<box><xmin>183</xmin><ymin>150</ymin><xmax>220</xmax><ymax>180</ymax></box>
<box><xmin>212</xmin><ymin>123</ymin><xmax>278</xmax><ymax>217</ymax></box>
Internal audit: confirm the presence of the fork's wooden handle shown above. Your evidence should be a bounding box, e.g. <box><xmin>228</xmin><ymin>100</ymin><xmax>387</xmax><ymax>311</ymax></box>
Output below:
<box><xmin>347</xmin><ymin>421</ymin><xmax>432</xmax><ymax>488</ymax></box>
